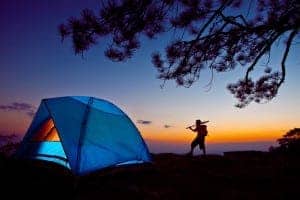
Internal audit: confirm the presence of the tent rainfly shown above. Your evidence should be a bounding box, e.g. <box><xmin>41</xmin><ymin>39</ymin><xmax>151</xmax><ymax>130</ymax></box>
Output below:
<box><xmin>16</xmin><ymin>96</ymin><xmax>151</xmax><ymax>175</ymax></box>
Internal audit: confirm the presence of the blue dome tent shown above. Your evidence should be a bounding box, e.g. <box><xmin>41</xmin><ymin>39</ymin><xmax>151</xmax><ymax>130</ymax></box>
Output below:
<box><xmin>16</xmin><ymin>96</ymin><xmax>151</xmax><ymax>175</ymax></box>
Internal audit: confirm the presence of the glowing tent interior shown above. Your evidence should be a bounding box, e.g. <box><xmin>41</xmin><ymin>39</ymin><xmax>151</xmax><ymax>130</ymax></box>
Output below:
<box><xmin>16</xmin><ymin>96</ymin><xmax>151</xmax><ymax>175</ymax></box>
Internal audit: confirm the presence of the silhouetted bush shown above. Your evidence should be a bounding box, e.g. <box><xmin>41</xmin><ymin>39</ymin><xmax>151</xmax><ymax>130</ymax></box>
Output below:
<box><xmin>270</xmin><ymin>128</ymin><xmax>300</xmax><ymax>155</ymax></box>
<box><xmin>0</xmin><ymin>134</ymin><xmax>20</xmax><ymax>157</ymax></box>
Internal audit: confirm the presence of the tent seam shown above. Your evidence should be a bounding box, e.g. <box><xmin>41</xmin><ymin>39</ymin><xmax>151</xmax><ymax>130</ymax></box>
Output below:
<box><xmin>43</xmin><ymin>99</ymin><xmax>71</xmax><ymax>170</ymax></box>
<box><xmin>75</xmin><ymin>97</ymin><xmax>93</xmax><ymax>174</ymax></box>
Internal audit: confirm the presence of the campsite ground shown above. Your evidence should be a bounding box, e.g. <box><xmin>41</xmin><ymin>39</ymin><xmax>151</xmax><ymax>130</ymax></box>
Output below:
<box><xmin>0</xmin><ymin>153</ymin><xmax>299</xmax><ymax>200</ymax></box>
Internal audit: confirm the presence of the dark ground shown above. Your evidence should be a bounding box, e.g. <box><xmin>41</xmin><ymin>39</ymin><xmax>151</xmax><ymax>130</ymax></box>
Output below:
<box><xmin>0</xmin><ymin>153</ymin><xmax>299</xmax><ymax>199</ymax></box>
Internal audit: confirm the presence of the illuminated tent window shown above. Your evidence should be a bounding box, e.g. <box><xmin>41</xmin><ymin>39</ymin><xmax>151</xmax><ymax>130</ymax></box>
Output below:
<box><xmin>32</xmin><ymin>118</ymin><xmax>60</xmax><ymax>142</ymax></box>
<box><xmin>26</xmin><ymin>118</ymin><xmax>70</xmax><ymax>168</ymax></box>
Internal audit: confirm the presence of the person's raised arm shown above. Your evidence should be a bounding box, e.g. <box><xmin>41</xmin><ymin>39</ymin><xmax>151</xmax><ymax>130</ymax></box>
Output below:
<box><xmin>188</xmin><ymin>126</ymin><xmax>196</xmax><ymax>132</ymax></box>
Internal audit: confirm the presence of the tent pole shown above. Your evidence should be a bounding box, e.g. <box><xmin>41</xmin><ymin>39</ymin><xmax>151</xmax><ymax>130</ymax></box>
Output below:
<box><xmin>75</xmin><ymin>97</ymin><xmax>93</xmax><ymax>174</ymax></box>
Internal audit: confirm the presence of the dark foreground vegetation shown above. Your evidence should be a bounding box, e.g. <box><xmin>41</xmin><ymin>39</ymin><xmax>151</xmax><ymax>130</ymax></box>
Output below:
<box><xmin>0</xmin><ymin>153</ymin><xmax>299</xmax><ymax>200</ymax></box>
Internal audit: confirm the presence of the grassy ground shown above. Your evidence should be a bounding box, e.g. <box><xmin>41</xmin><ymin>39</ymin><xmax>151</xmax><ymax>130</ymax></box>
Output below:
<box><xmin>0</xmin><ymin>153</ymin><xmax>299</xmax><ymax>199</ymax></box>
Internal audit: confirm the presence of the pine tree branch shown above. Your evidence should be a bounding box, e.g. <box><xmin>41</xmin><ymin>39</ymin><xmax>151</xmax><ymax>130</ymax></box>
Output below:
<box><xmin>245</xmin><ymin>32</ymin><xmax>282</xmax><ymax>81</ymax></box>
<box><xmin>278</xmin><ymin>30</ymin><xmax>298</xmax><ymax>87</ymax></box>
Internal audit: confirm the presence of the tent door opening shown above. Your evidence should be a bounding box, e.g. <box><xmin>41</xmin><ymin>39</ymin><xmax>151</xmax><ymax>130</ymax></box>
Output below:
<box><xmin>27</xmin><ymin>118</ymin><xmax>70</xmax><ymax>168</ymax></box>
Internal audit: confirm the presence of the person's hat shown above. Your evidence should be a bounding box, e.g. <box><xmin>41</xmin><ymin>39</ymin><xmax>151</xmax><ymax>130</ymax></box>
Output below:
<box><xmin>196</xmin><ymin>119</ymin><xmax>209</xmax><ymax>124</ymax></box>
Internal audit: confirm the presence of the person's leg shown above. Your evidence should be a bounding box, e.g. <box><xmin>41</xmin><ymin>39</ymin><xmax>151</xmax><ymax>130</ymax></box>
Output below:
<box><xmin>189</xmin><ymin>138</ymin><xmax>198</xmax><ymax>156</ymax></box>
<box><xmin>202</xmin><ymin>144</ymin><xmax>206</xmax><ymax>155</ymax></box>
<box><xmin>199</xmin><ymin>137</ymin><xmax>206</xmax><ymax>156</ymax></box>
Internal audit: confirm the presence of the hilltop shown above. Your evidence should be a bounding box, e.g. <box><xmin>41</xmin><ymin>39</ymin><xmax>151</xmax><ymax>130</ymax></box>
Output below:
<box><xmin>0</xmin><ymin>153</ymin><xmax>299</xmax><ymax>199</ymax></box>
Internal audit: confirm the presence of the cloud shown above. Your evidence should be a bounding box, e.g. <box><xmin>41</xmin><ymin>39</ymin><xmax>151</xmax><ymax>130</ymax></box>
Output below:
<box><xmin>164</xmin><ymin>125</ymin><xmax>172</xmax><ymax>128</ymax></box>
<box><xmin>0</xmin><ymin>102</ymin><xmax>36</xmax><ymax>117</ymax></box>
<box><xmin>137</xmin><ymin>120</ymin><xmax>152</xmax><ymax>125</ymax></box>
<box><xmin>26</xmin><ymin>110</ymin><xmax>35</xmax><ymax>117</ymax></box>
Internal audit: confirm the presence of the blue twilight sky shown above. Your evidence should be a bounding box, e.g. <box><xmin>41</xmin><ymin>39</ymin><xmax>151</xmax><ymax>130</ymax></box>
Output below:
<box><xmin>0</xmin><ymin>0</ymin><xmax>299</xmax><ymax>154</ymax></box>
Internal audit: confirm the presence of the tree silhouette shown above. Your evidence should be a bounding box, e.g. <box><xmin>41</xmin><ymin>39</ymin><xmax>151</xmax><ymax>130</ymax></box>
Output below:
<box><xmin>59</xmin><ymin>0</ymin><xmax>300</xmax><ymax>107</ymax></box>
<box><xmin>0</xmin><ymin>134</ymin><xmax>20</xmax><ymax>157</ymax></box>
<box><xmin>277</xmin><ymin>128</ymin><xmax>300</xmax><ymax>154</ymax></box>
<box><xmin>270</xmin><ymin>128</ymin><xmax>300</xmax><ymax>155</ymax></box>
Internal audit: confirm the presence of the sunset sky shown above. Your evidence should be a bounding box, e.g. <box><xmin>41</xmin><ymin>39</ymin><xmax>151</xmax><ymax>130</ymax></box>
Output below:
<box><xmin>0</xmin><ymin>0</ymin><xmax>299</xmax><ymax>154</ymax></box>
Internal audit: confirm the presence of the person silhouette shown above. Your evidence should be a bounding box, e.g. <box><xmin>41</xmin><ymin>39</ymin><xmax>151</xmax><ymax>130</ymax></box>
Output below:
<box><xmin>187</xmin><ymin>119</ymin><xmax>209</xmax><ymax>156</ymax></box>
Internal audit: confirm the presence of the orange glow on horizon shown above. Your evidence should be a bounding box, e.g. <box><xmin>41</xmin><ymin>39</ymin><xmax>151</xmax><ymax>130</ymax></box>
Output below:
<box><xmin>140</xmin><ymin>125</ymin><xmax>289</xmax><ymax>144</ymax></box>
<box><xmin>0</xmin><ymin>111</ymin><xmax>293</xmax><ymax>146</ymax></box>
